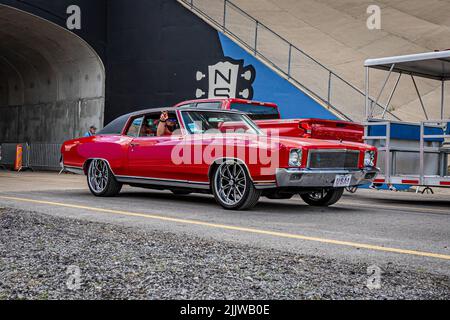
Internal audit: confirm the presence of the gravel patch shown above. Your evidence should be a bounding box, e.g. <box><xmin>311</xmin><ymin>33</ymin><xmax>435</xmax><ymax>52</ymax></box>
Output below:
<box><xmin>0</xmin><ymin>207</ymin><xmax>448</xmax><ymax>300</ymax></box>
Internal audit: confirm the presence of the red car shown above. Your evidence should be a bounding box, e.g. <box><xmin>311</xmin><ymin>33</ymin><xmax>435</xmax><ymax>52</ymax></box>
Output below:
<box><xmin>61</xmin><ymin>108</ymin><xmax>378</xmax><ymax>210</ymax></box>
<box><xmin>173</xmin><ymin>98</ymin><xmax>365</xmax><ymax>143</ymax></box>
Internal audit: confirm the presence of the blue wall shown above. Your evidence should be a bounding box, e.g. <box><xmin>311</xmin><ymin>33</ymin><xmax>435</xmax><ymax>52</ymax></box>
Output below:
<box><xmin>218</xmin><ymin>33</ymin><xmax>337</xmax><ymax>120</ymax></box>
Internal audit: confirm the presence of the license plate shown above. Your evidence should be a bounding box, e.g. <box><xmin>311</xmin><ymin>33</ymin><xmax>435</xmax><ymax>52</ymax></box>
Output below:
<box><xmin>334</xmin><ymin>174</ymin><xmax>352</xmax><ymax>188</ymax></box>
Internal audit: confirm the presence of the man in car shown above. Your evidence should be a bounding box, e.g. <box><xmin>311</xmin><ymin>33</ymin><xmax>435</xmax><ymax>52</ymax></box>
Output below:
<box><xmin>157</xmin><ymin>111</ymin><xmax>178</xmax><ymax>136</ymax></box>
<box><xmin>140</xmin><ymin>121</ymin><xmax>154</xmax><ymax>137</ymax></box>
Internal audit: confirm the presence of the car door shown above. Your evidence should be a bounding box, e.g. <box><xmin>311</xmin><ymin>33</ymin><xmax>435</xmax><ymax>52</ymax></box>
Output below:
<box><xmin>126</xmin><ymin>112</ymin><xmax>185</xmax><ymax>181</ymax></box>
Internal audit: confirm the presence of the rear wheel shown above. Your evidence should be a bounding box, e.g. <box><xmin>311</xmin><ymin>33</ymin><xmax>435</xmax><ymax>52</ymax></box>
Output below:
<box><xmin>212</xmin><ymin>160</ymin><xmax>261</xmax><ymax>210</ymax></box>
<box><xmin>87</xmin><ymin>159</ymin><xmax>122</xmax><ymax>197</ymax></box>
<box><xmin>300</xmin><ymin>188</ymin><xmax>344</xmax><ymax>207</ymax></box>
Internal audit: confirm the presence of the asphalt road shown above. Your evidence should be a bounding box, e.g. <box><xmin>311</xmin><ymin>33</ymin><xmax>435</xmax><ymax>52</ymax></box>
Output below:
<box><xmin>0</xmin><ymin>172</ymin><xmax>449</xmax><ymax>277</ymax></box>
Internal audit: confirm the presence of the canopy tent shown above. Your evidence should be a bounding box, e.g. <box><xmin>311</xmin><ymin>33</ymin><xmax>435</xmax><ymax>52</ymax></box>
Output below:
<box><xmin>365</xmin><ymin>51</ymin><xmax>450</xmax><ymax>81</ymax></box>
<box><xmin>364</xmin><ymin>51</ymin><xmax>450</xmax><ymax>120</ymax></box>
<box><xmin>363</xmin><ymin>51</ymin><xmax>450</xmax><ymax>188</ymax></box>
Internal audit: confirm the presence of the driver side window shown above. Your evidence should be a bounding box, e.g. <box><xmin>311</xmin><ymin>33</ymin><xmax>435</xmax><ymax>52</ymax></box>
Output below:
<box><xmin>139</xmin><ymin>114</ymin><xmax>160</xmax><ymax>137</ymax></box>
<box><xmin>138</xmin><ymin>112</ymin><xmax>182</xmax><ymax>137</ymax></box>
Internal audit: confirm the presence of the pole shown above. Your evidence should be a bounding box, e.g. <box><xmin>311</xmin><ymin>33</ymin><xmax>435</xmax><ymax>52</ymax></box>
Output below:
<box><xmin>287</xmin><ymin>44</ymin><xmax>292</xmax><ymax>79</ymax></box>
<box><xmin>365</xmin><ymin>67</ymin><xmax>370</xmax><ymax>120</ymax></box>
<box><xmin>223</xmin><ymin>0</ymin><xmax>227</xmax><ymax>31</ymax></box>
<box><xmin>382</xmin><ymin>73</ymin><xmax>401</xmax><ymax>119</ymax></box>
<box><xmin>411</xmin><ymin>75</ymin><xmax>429</xmax><ymax>120</ymax></box>
<box><xmin>441</xmin><ymin>80</ymin><xmax>445</xmax><ymax>120</ymax></box>
<box><xmin>254</xmin><ymin>21</ymin><xmax>258</xmax><ymax>55</ymax></box>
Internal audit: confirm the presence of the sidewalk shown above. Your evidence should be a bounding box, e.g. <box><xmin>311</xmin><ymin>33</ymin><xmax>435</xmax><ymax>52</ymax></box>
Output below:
<box><xmin>0</xmin><ymin>171</ymin><xmax>85</xmax><ymax>193</ymax></box>
<box><xmin>1</xmin><ymin>170</ymin><xmax>449</xmax><ymax>195</ymax></box>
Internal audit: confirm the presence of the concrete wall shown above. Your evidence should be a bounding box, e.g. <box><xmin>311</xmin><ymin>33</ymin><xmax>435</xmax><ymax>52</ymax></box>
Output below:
<box><xmin>0</xmin><ymin>0</ymin><xmax>107</xmax><ymax>60</ymax></box>
<box><xmin>0</xmin><ymin>0</ymin><xmax>231</xmax><ymax>142</ymax></box>
<box><xmin>0</xmin><ymin>0</ymin><xmax>378</xmax><ymax>146</ymax></box>
<box><xmin>199</xmin><ymin>0</ymin><xmax>450</xmax><ymax>121</ymax></box>
<box><xmin>0</xmin><ymin>4</ymin><xmax>104</xmax><ymax>143</ymax></box>
<box><xmin>0</xmin><ymin>99</ymin><xmax>103</xmax><ymax>143</ymax></box>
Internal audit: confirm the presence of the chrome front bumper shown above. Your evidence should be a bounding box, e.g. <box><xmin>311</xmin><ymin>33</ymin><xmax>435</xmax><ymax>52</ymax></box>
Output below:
<box><xmin>276</xmin><ymin>167</ymin><xmax>380</xmax><ymax>188</ymax></box>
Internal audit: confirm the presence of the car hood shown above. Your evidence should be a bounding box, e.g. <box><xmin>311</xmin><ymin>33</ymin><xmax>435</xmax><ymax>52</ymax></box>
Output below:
<box><xmin>211</xmin><ymin>133</ymin><xmax>375</xmax><ymax>151</ymax></box>
<box><xmin>274</xmin><ymin>136</ymin><xmax>374</xmax><ymax>150</ymax></box>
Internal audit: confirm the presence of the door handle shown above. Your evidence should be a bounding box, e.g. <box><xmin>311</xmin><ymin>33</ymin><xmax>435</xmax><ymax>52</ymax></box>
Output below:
<box><xmin>130</xmin><ymin>143</ymin><xmax>140</xmax><ymax>148</ymax></box>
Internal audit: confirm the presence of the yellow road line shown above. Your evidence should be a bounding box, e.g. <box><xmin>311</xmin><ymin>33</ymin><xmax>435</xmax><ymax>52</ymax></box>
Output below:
<box><xmin>1</xmin><ymin>195</ymin><xmax>449</xmax><ymax>261</ymax></box>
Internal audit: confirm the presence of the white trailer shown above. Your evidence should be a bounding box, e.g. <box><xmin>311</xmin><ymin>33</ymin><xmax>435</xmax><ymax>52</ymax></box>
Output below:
<box><xmin>364</xmin><ymin>51</ymin><xmax>450</xmax><ymax>189</ymax></box>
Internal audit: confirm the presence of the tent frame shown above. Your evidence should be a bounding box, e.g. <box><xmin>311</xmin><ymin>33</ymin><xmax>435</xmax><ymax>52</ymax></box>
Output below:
<box><xmin>363</xmin><ymin>51</ymin><xmax>450</xmax><ymax>188</ymax></box>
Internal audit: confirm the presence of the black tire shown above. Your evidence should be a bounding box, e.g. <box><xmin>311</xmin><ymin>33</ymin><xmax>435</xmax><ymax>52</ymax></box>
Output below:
<box><xmin>300</xmin><ymin>188</ymin><xmax>344</xmax><ymax>207</ymax></box>
<box><xmin>266</xmin><ymin>192</ymin><xmax>294</xmax><ymax>200</ymax></box>
<box><xmin>171</xmin><ymin>190</ymin><xmax>192</xmax><ymax>196</ymax></box>
<box><xmin>87</xmin><ymin>159</ymin><xmax>122</xmax><ymax>197</ymax></box>
<box><xmin>211</xmin><ymin>160</ymin><xmax>261</xmax><ymax>210</ymax></box>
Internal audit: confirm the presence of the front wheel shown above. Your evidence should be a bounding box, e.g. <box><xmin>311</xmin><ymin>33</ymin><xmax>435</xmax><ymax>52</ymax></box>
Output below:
<box><xmin>87</xmin><ymin>159</ymin><xmax>122</xmax><ymax>197</ymax></box>
<box><xmin>212</xmin><ymin>161</ymin><xmax>261</xmax><ymax>210</ymax></box>
<box><xmin>300</xmin><ymin>188</ymin><xmax>344</xmax><ymax>207</ymax></box>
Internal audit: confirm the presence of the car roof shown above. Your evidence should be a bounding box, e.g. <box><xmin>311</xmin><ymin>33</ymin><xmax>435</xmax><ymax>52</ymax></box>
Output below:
<box><xmin>100</xmin><ymin>107</ymin><xmax>256</xmax><ymax>135</ymax></box>
<box><xmin>123</xmin><ymin>106</ymin><xmax>246</xmax><ymax>119</ymax></box>
<box><xmin>174</xmin><ymin>98</ymin><xmax>279</xmax><ymax>108</ymax></box>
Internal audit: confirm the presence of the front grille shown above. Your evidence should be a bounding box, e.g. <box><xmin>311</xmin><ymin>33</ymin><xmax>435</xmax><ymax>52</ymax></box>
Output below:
<box><xmin>308</xmin><ymin>150</ymin><xmax>360</xmax><ymax>169</ymax></box>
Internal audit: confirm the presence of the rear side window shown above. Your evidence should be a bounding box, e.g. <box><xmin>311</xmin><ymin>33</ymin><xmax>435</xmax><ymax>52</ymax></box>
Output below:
<box><xmin>98</xmin><ymin>114</ymin><xmax>130</xmax><ymax>135</ymax></box>
<box><xmin>126</xmin><ymin>117</ymin><xmax>144</xmax><ymax>137</ymax></box>
<box><xmin>230</xmin><ymin>103</ymin><xmax>279</xmax><ymax>120</ymax></box>
<box><xmin>196</xmin><ymin>102</ymin><xmax>222</xmax><ymax>110</ymax></box>
<box><xmin>178</xmin><ymin>103</ymin><xmax>196</xmax><ymax>109</ymax></box>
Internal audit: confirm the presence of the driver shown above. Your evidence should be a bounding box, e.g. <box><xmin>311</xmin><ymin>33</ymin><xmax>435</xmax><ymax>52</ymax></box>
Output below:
<box><xmin>140</xmin><ymin>120</ymin><xmax>153</xmax><ymax>137</ymax></box>
<box><xmin>157</xmin><ymin>111</ymin><xmax>178</xmax><ymax>136</ymax></box>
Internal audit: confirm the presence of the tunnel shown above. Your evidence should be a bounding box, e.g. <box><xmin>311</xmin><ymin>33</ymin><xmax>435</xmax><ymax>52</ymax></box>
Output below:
<box><xmin>0</xmin><ymin>4</ymin><xmax>105</xmax><ymax>144</ymax></box>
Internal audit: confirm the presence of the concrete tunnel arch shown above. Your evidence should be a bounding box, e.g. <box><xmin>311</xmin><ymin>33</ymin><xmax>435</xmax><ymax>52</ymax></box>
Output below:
<box><xmin>0</xmin><ymin>4</ymin><xmax>105</xmax><ymax>144</ymax></box>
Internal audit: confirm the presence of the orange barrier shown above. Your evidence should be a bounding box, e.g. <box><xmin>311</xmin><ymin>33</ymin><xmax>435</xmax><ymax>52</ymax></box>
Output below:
<box><xmin>14</xmin><ymin>144</ymin><xmax>23</xmax><ymax>171</ymax></box>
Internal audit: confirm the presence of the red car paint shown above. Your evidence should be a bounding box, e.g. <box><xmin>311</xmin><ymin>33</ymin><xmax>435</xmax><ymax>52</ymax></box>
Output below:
<box><xmin>173</xmin><ymin>98</ymin><xmax>364</xmax><ymax>142</ymax></box>
<box><xmin>62</xmin><ymin>108</ymin><xmax>377</xmax><ymax>187</ymax></box>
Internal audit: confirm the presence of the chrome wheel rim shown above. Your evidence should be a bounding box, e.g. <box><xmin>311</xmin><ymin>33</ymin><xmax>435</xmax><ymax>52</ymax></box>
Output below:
<box><xmin>88</xmin><ymin>159</ymin><xmax>109</xmax><ymax>193</ymax></box>
<box><xmin>215</xmin><ymin>161</ymin><xmax>247</xmax><ymax>206</ymax></box>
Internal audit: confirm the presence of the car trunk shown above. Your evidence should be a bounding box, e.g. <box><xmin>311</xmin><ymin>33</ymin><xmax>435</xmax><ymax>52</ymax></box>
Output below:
<box><xmin>255</xmin><ymin>119</ymin><xmax>364</xmax><ymax>143</ymax></box>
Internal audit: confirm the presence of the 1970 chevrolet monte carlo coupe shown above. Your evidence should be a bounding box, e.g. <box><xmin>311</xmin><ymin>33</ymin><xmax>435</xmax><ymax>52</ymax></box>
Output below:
<box><xmin>61</xmin><ymin>108</ymin><xmax>379</xmax><ymax>210</ymax></box>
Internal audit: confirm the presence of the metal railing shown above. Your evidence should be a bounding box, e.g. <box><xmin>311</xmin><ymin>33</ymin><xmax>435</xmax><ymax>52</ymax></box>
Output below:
<box><xmin>364</xmin><ymin>120</ymin><xmax>450</xmax><ymax>185</ymax></box>
<box><xmin>419</xmin><ymin>120</ymin><xmax>450</xmax><ymax>183</ymax></box>
<box><xmin>0</xmin><ymin>142</ymin><xmax>61</xmax><ymax>171</ymax></box>
<box><xmin>29</xmin><ymin>143</ymin><xmax>62</xmax><ymax>170</ymax></box>
<box><xmin>179</xmin><ymin>0</ymin><xmax>400</xmax><ymax>122</ymax></box>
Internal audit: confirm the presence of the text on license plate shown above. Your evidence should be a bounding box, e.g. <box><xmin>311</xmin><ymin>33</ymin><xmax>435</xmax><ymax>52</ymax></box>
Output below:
<box><xmin>334</xmin><ymin>174</ymin><xmax>353</xmax><ymax>187</ymax></box>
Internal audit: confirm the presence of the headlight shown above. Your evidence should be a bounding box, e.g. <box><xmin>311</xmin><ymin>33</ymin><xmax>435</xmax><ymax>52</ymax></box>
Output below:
<box><xmin>289</xmin><ymin>149</ymin><xmax>303</xmax><ymax>167</ymax></box>
<box><xmin>364</xmin><ymin>151</ymin><xmax>375</xmax><ymax>167</ymax></box>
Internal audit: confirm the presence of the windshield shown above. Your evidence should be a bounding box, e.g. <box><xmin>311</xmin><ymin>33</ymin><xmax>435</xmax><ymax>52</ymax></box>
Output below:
<box><xmin>98</xmin><ymin>114</ymin><xmax>130</xmax><ymax>135</ymax></box>
<box><xmin>181</xmin><ymin>111</ymin><xmax>262</xmax><ymax>135</ymax></box>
